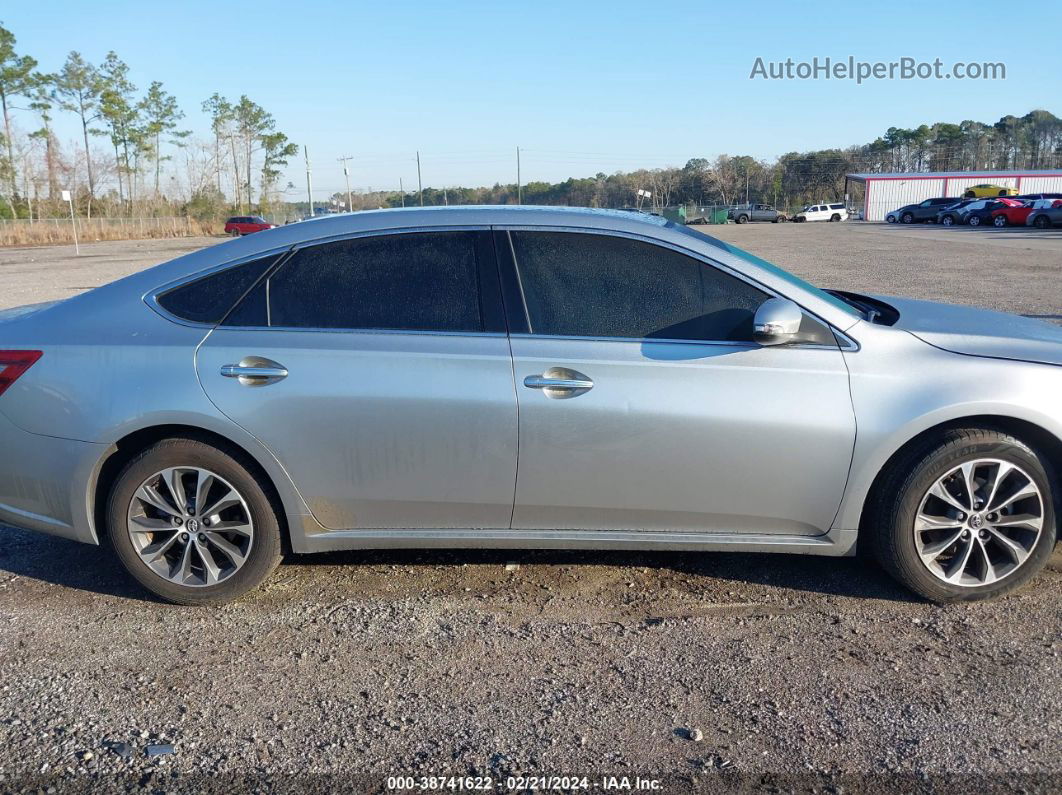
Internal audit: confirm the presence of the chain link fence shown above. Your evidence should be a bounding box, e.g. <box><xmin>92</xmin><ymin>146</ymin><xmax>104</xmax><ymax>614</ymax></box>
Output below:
<box><xmin>0</xmin><ymin>216</ymin><xmax>216</xmax><ymax>248</ymax></box>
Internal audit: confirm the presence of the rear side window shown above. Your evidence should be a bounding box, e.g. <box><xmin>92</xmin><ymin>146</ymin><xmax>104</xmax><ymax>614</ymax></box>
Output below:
<box><xmin>156</xmin><ymin>255</ymin><xmax>276</xmax><ymax>324</ymax></box>
<box><xmin>245</xmin><ymin>232</ymin><xmax>483</xmax><ymax>332</ymax></box>
<box><xmin>510</xmin><ymin>231</ymin><xmax>768</xmax><ymax>341</ymax></box>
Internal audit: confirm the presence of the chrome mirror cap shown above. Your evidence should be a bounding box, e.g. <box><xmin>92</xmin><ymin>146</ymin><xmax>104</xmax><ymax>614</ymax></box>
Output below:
<box><xmin>753</xmin><ymin>298</ymin><xmax>804</xmax><ymax>345</ymax></box>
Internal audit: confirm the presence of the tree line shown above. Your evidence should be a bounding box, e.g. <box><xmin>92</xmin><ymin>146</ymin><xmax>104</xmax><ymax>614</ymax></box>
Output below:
<box><xmin>0</xmin><ymin>23</ymin><xmax>298</xmax><ymax>220</ymax></box>
<box><xmin>332</xmin><ymin>110</ymin><xmax>1061</xmax><ymax>214</ymax></box>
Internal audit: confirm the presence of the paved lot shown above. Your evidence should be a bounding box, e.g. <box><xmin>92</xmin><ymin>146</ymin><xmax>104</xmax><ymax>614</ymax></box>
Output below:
<box><xmin>1</xmin><ymin>223</ymin><xmax>1060</xmax><ymax>792</ymax></box>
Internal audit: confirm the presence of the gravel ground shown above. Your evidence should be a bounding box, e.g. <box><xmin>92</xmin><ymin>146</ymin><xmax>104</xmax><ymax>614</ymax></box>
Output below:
<box><xmin>1</xmin><ymin>223</ymin><xmax>1060</xmax><ymax>793</ymax></box>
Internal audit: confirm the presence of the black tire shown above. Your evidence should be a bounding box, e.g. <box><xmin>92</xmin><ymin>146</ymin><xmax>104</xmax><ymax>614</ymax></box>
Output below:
<box><xmin>106</xmin><ymin>437</ymin><xmax>284</xmax><ymax>606</ymax></box>
<box><xmin>1033</xmin><ymin>215</ymin><xmax>1050</xmax><ymax>229</ymax></box>
<box><xmin>998</xmin><ymin>189</ymin><xmax>1008</xmax><ymax>196</ymax></box>
<box><xmin>964</xmin><ymin>191</ymin><xmax>975</xmax><ymax>198</ymax></box>
<box><xmin>886</xmin><ymin>215</ymin><xmax>897</xmax><ymax>224</ymax></box>
<box><xmin>830</xmin><ymin>214</ymin><xmax>841</xmax><ymax>222</ymax></box>
<box><xmin>778</xmin><ymin>215</ymin><xmax>787</xmax><ymax>222</ymax></box>
<box><xmin>941</xmin><ymin>215</ymin><xmax>954</xmax><ymax>227</ymax></box>
<box><xmin>993</xmin><ymin>215</ymin><xmax>1007</xmax><ymax>227</ymax></box>
<box><xmin>735</xmin><ymin>214</ymin><xmax>748</xmax><ymax>224</ymax></box>
<box><xmin>900</xmin><ymin>212</ymin><xmax>913</xmax><ymax>224</ymax></box>
<box><xmin>868</xmin><ymin>428</ymin><xmax>1057</xmax><ymax>603</ymax></box>
<box><xmin>969</xmin><ymin>215</ymin><xmax>981</xmax><ymax>226</ymax></box>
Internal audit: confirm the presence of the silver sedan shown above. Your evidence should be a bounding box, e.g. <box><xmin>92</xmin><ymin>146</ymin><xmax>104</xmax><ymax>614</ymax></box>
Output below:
<box><xmin>0</xmin><ymin>206</ymin><xmax>1058</xmax><ymax>604</ymax></box>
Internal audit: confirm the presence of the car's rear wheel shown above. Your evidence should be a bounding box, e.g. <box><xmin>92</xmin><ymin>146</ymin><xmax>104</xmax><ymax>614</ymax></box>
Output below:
<box><xmin>1034</xmin><ymin>215</ymin><xmax>1050</xmax><ymax>229</ymax></box>
<box><xmin>969</xmin><ymin>215</ymin><xmax>981</xmax><ymax>226</ymax></box>
<box><xmin>869</xmin><ymin>428</ymin><xmax>1057</xmax><ymax>602</ymax></box>
<box><xmin>106</xmin><ymin>438</ymin><xmax>283</xmax><ymax>605</ymax></box>
<box><xmin>900</xmin><ymin>212</ymin><xmax>913</xmax><ymax>224</ymax></box>
<box><xmin>998</xmin><ymin>190</ymin><xmax>1008</xmax><ymax>196</ymax></box>
<box><xmin>229</xmin><ymin>229</ymin><xmax>241</xmax><ymax>237</ymax></box>
<box><xmin>993</xmin><ymin>215</ymin><xmax>1007</xmax><ymax>227</ymax></box>
<box><xmin>736</xmin><ymin>215</ymin><xmax>748</xmax><ymax>224</ymax></box>
<box><xmin>830</xmin><ymin>214</ymin><xmax>841</xmax><ymax>222</ymax></box>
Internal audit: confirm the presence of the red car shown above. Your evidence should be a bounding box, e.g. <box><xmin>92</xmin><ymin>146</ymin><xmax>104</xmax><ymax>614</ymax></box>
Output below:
<box><xmin>990</xmin><ymin>199</ymin><xmax>1062</xmax><ymax>227</ymax></box>
<box><xmin>224</xmin><ymin>215</ymin><xmax>276</xmax><ymax>236</ymax></box>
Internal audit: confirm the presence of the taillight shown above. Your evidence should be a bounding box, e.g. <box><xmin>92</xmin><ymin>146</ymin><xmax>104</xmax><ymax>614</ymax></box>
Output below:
<box><xmin>0</xmin><ymin>350</ymin><xmax>42</xmax><ymax>397</ymax></box>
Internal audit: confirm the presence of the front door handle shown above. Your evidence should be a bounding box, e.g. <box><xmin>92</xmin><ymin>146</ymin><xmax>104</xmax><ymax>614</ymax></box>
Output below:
<box><xmin>523</xmin><ymin>367</ymin><xmax>593</xmax><ymax>398</ymax></box>
<box><xmin>220</xmin><ymin>356</ymin><xmax>288</xmax><ymax>387</ymax></box>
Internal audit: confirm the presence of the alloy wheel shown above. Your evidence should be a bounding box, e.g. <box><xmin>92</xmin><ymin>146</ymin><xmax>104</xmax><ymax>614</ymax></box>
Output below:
<box><xmin>914</xmin><ymin>458</ymin><xmax>1044</xmax><ymax>587</ymax></box>
<box><xmin>127</xmin><ymin>466</ymin><xmax>254</xmax><ymax>587</ymax></box>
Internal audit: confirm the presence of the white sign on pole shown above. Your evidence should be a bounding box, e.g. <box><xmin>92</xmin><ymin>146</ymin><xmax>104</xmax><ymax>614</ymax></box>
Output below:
<box><xmin>62</xmin><ymin>189</ymin><xmax>79</xmax><ymax>255</ymax></box>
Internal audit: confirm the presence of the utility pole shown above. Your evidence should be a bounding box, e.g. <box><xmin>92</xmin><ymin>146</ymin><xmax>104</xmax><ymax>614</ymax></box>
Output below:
<box><xmin>338</xmin><ymin>155</ymin><xmax>354</xmax><ymax>212</ymax></box>
<box><xmin>745</xmin><ymin>170</ymin><xmax>750</xmax><ymax>205</ymax></box>
<box><xmin>517</xmin><ymin>146</ymin><xmax>522</xmax><ymax>205</ymax></box>
<box><xmin>304</xmin><ymin>146</ymin><xmax>313</xmax><ymax>216</ymax></box>
<box><xmin>416</xmin><ymin>151</ymin><xmax>423</xmax><ymax>206</ymax></box>
<box><xmin>400</xmin><ymin>177</ymin><xmax>405</xmax><ymax>207</ymax></box>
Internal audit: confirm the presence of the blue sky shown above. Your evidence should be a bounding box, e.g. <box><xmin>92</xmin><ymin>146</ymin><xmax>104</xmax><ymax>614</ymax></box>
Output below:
<box><xmin>5</xmin><ymin>2</ymin><xmax>1060</xmax><ymax>199</ymax></box>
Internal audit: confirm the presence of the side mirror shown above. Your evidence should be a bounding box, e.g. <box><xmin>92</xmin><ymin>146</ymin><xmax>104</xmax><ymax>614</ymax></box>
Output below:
<box><xmin>753</xmin><ymin>298</ymin><xmax>804</xmax><ymax>346</ymax></box>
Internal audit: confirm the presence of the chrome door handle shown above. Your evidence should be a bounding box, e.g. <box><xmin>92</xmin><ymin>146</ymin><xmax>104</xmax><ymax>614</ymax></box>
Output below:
<box><xmin>523</xmin><ymin>367</ymin><xmax>593</xmax><ymax>398</ymax></box>
<box><xmin>220</xmin><ymin>357</ymin><xmax>288</xmax><ymax>386</ymax></box>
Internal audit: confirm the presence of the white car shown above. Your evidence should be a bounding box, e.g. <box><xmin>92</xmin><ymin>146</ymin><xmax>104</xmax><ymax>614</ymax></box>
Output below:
<box><xmin>794</xmin><ymin>202</ymin><xmax>848</xmax><ymax>222</ymax></box>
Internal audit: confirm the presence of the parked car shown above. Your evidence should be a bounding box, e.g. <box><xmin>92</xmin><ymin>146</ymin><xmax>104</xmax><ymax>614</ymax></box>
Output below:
<box><xmin>1</xmin><ymin>206</ymin><xmax>1060</xmax><ymax>606</ymax></box>
<box><xmin>728</xmin><ymin>203</ymin><xmax>787</xmax><ymax>224</ymax></box>
<box><xmin>963</xmin><ymin>184</ymin><xmax>1019</xmax><ymax>199</ymax></box>
<box><xmin>885</xmin><ymin>197</ymin><xmax>955</xmax><ymax>224</ymax></box>
<box><xmin>793</xmin><ymin>202</ymin><xmax>848</xmax><ymax>222</ymax></box>
<box><xmin>1026</xmin><ymin>203</ymin><xmax>1062</xmax><ymax>228</ymax></box>
<box><xmin>990</xmin><ymin>199</ymin><xmax>1062</xmax><ymax>227</ymax></box>
<box><xmin>936</xmin><ymin>199</ymin><xmax>986</xmax><ymax>226</ymax></box>
<box><xmin>224</xmin><ymin>216</ymin><xmax>276</xmax><ymax>236</ymax></box>
<box><xmin>964</xmin><ymin>198</ymin><xmax>1024</xmax><ymax>227</ymax></box>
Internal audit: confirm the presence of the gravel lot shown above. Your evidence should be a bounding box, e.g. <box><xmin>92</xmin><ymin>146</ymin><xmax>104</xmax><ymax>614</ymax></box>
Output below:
<box><xmin>1</xmin><ymin>223</ymin><xmax>1060</xmax><ymax>793</ymax></box>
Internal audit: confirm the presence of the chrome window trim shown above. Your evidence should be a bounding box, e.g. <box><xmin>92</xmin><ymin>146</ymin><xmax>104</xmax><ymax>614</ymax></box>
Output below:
<box><xmin>498</xmin><ymin>225</ymin><xmax>860</xmax><ymax>351</ymax></box>
<box><xmin>208</xmin><ymin>326</ymin><xmax>508</xmax><ymax>340</ymax></box>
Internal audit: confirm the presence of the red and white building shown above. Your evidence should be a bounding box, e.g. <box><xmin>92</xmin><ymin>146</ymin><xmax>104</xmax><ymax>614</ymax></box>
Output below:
<box><xmin>845</xmin><ymin>170</ymin><xmax>1062</xmax><ymax>221</ymax></box>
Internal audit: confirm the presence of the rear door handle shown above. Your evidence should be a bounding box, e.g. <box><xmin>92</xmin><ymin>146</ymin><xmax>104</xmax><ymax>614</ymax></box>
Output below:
<box><xmin>220</xmin><ymin>357</ymin><xmax>288</xmax><ymax>386</ymax></box>
<box><xmin>523</xmin><ymin>367</ymin><xmax>593</xmax><ymax>398</ymax></box>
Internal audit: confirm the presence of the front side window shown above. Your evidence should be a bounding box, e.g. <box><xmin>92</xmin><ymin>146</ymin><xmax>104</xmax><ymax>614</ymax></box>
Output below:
<box><xmin>229</xmin><ymin>231</ymin><xmax>483</xmax><ymax>332</ymax></box>
<box><xmin>509</xmin><ymin>231</ymin><xmax>768</xmax><ymax>342</ymax></box>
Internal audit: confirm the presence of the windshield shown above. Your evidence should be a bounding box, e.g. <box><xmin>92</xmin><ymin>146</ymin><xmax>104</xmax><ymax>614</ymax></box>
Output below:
<box><xmin>673</xmin><ymin>224</ymin><xmax>862</xmax><ymax>317</ymax></box>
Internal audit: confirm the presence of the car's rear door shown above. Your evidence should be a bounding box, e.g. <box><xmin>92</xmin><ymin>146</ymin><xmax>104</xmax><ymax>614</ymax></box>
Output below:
<box><xmin>497</xmin><ymin>228</ymin><xmax>856</xmax><ymax>536</ymax></box>
<box><xmin>195</xmin><ymin>228</ymin><xmax>518</xmax><ymax>531</ymax></box>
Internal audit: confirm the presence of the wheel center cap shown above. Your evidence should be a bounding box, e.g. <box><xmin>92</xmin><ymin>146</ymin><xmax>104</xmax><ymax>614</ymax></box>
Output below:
<box><xmin>969</xmin><ymin>514</ymin><xmax>984</xmax><ymax>529</ymax></box>
<box><xmin>186</xmin><ymin>518</ymin><xmax>200</xmax><ymax>533</ymax></box>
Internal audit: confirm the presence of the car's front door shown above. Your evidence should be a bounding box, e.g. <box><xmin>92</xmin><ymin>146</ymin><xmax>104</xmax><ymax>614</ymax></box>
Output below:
<box><xmin>499</xmin><ymin>229</ymin><xmax>856</xmax><ymax>536</ymax></box>
<box><xmin>196</xmin><ymin>229</ymin><xmax>518</xmax><ymax>531</ymax></box>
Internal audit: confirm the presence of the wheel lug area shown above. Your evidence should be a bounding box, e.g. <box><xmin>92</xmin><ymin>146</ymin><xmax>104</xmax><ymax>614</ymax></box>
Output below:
<box><xmin>179</xmin><ymin>532</ymin><xmax>189</xmax><ymax>542</ymax></box>
<box><xmin>171</xmin><ymin>516</ymin><xmax>183</xmax><ymax>527</ymax></box>
<box><xmin>197</xmin><ymin>533</ymin><xmax>207</xmax><ymax>543</ymax></box>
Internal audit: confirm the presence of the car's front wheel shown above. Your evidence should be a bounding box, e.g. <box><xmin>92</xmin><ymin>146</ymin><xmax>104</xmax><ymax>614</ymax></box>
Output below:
<box><xmin>870</xmin><ymin>428</ymin><xmax>1057</xmax><ymax>602</ymax></box>
<box><xmin>106</xmin><ymin>437</ymin><xmax>283</xmax><ymax>605</ymax></box>
<box><xmin>1033</xmin><ymin>215</ymin><xmax>1050</xmax><ymax>229</ymax></box>
<box><xmin>969</xmin><ymin>215</ymin><xmax>982</xmax><ymax>226</ymax></box>
<box><xmin>941</xmin><ymin>216</ymin><xmax>954</xmax><ymax>226</ymax></box>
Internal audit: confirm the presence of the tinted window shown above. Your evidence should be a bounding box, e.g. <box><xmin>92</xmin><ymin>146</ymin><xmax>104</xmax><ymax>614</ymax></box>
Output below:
<box><xmin>156</xmin><ymin>255</ymin><xmax>276</xmax><ymax>324</ymax></box>
<box><xmin>510</xmin><ymin>231</ymin><xmax>768</xmax><ymax>341</ymax></box>
<box><xmin>263</xmin><ymin>232</ymin><xmax>482</xmax><ymax>331</ymax></box>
